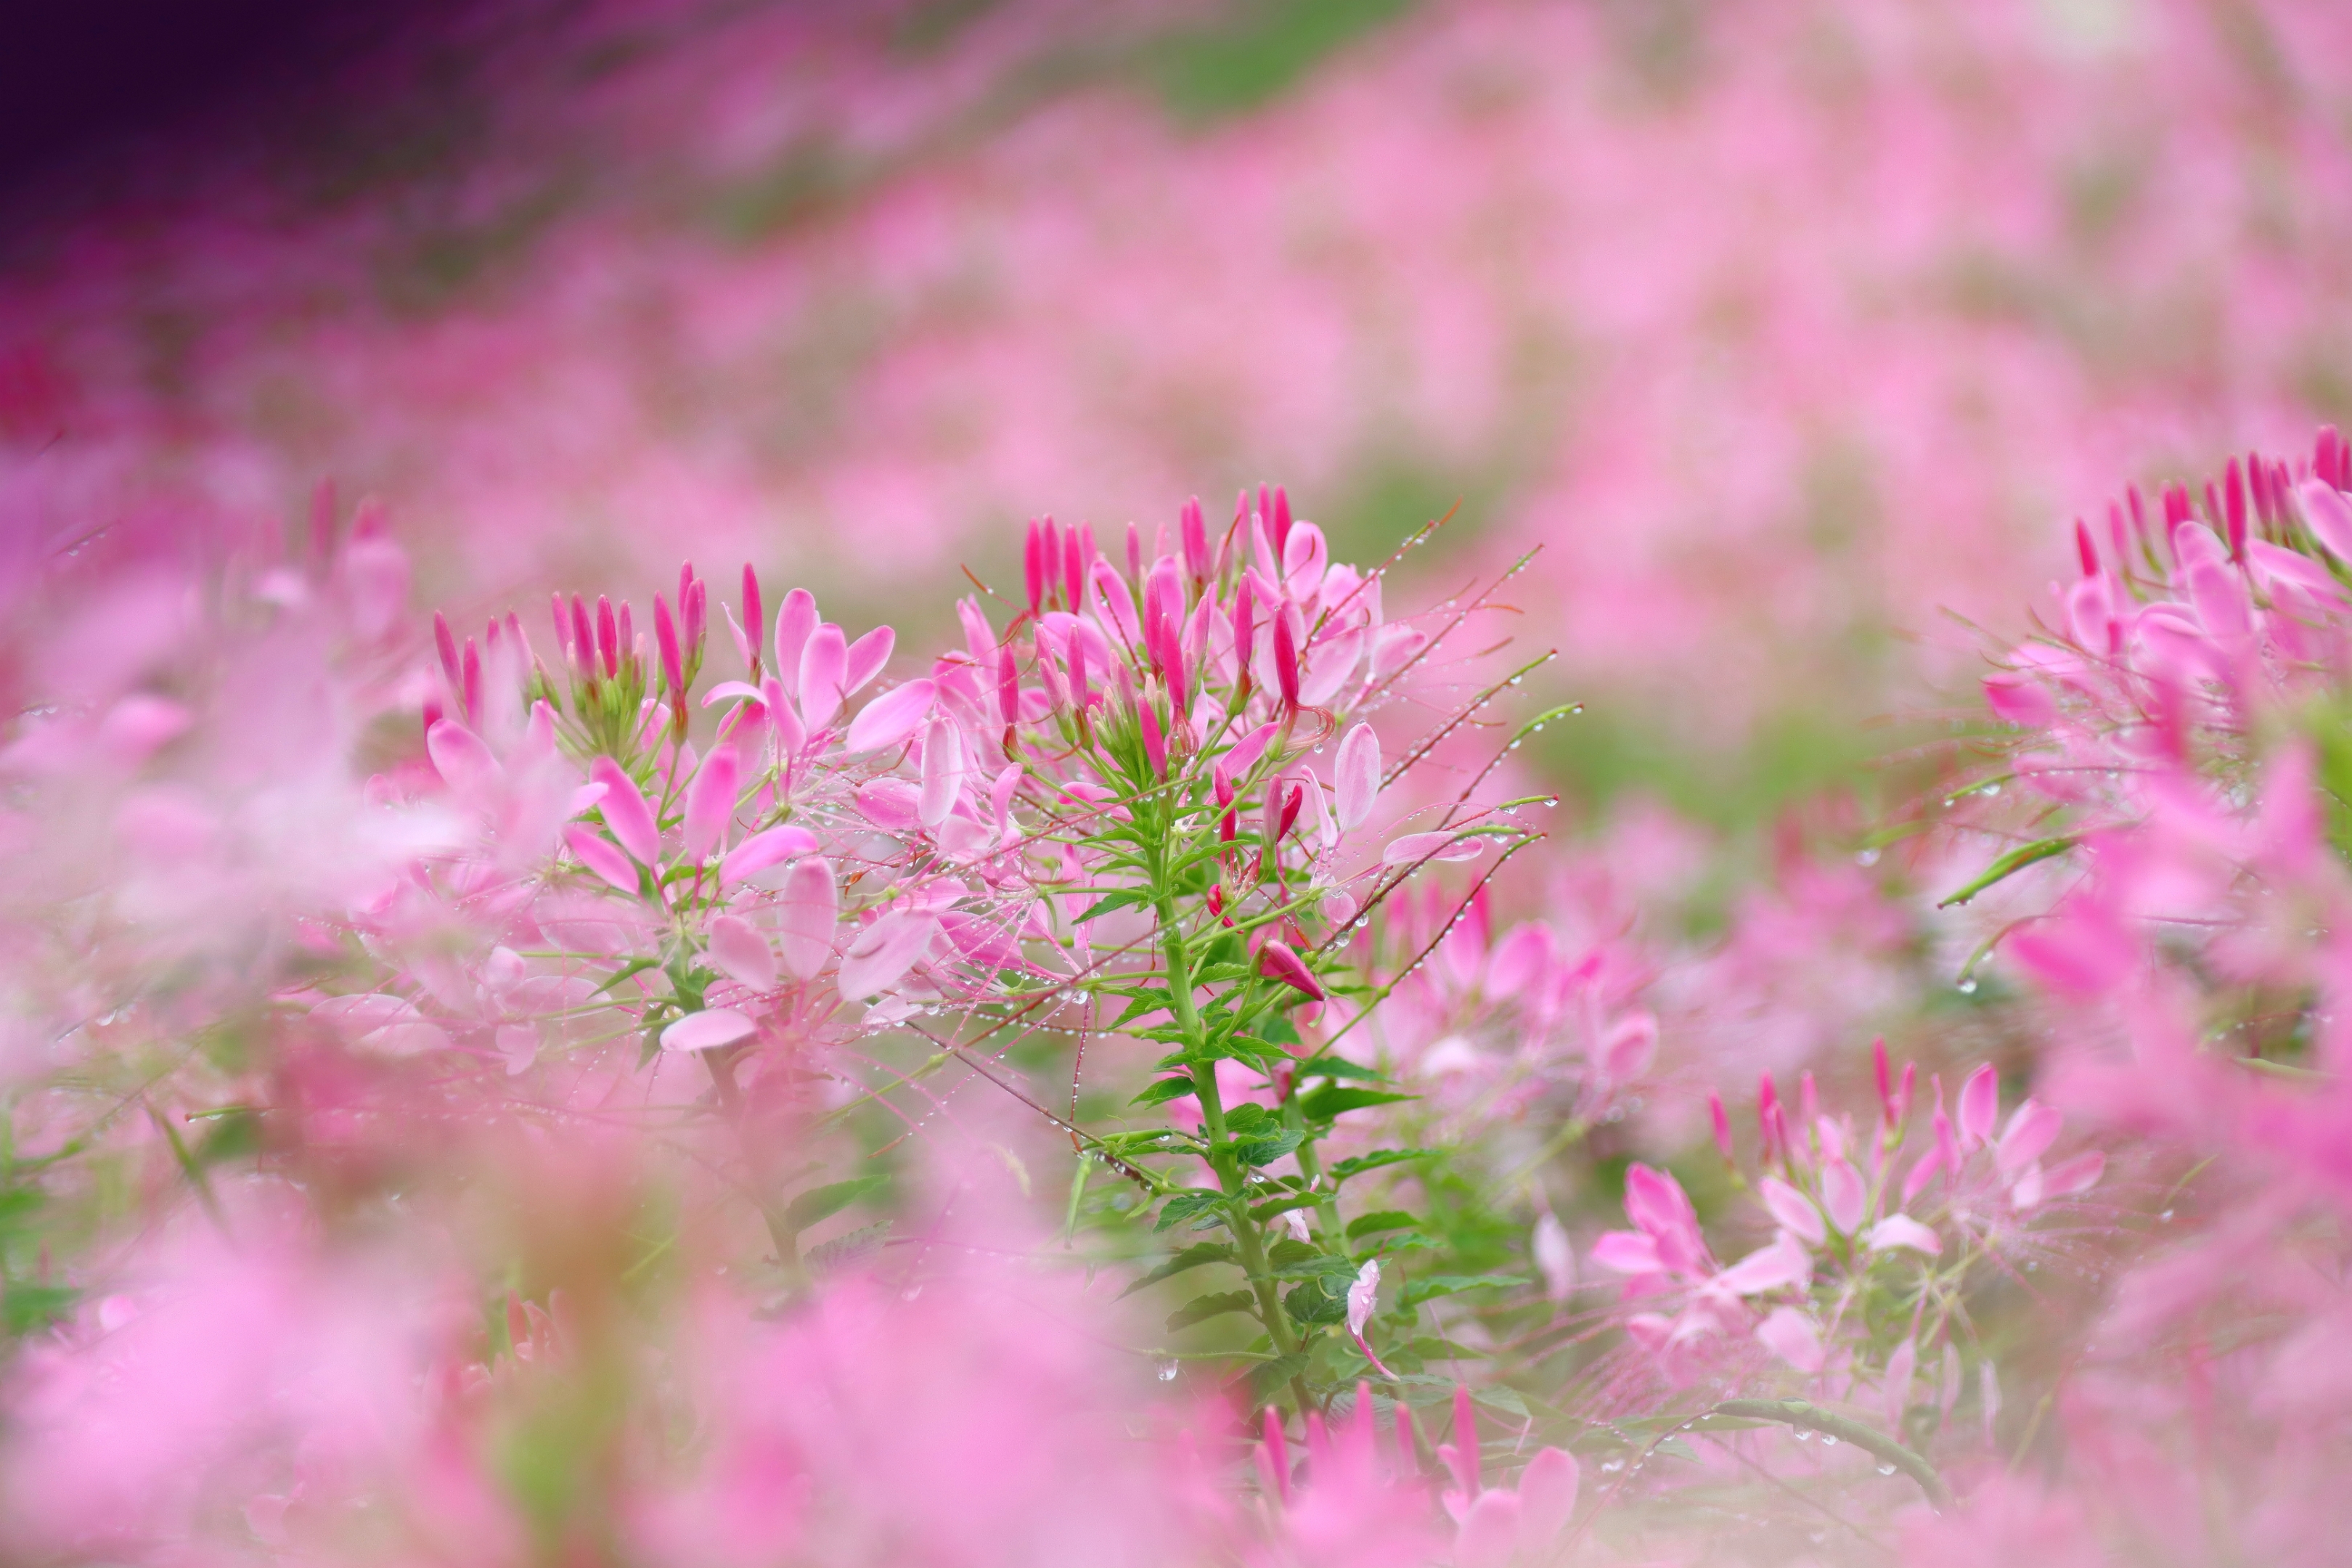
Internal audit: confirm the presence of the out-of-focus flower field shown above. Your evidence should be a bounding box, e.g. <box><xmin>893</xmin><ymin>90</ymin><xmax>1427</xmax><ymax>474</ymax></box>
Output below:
<box><xmin>4</xmin><ymin>1</ymin><xmax>2352</xmax><ymax>1563</ymax></box>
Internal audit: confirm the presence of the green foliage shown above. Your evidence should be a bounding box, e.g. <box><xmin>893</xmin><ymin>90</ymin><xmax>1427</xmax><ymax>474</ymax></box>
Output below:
<box><xmin>784</xmin><ymin>1175</ymin><xmax>888</xmax><ymax>1231</ymax></box>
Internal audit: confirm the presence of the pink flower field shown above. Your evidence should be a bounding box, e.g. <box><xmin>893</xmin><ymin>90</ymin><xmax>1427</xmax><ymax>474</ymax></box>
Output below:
<box><xmin>2</xmin><ymin>1</ymin><xmax>2351</xmax><ymax>1563</ymax></box>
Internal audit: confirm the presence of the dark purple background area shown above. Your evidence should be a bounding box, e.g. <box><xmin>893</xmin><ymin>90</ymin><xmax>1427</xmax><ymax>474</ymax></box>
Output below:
<box><xmin>0</xmin><ymin>0</ymin><xmax>425</xmax><ymax>200</ymax></box>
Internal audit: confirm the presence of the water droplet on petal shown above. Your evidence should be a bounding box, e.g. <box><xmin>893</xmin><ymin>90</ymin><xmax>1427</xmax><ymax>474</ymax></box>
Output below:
<box><xmin>1157</xmin><ymin>1359</ymin><xmax>1180</xmax><ymax>1382</ymax></box>
<box><xmin>1877</xmin><ymin>1463</ymin><xmax>1899</xmax><ymax>1476</ymax></box>
<box><xmin>1820</xmin><ymin>1434</ymin><xmax>1839</xmax><ymax>1447</ymax></box>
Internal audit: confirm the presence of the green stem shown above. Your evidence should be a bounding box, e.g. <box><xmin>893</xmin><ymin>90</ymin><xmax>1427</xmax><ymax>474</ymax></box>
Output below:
<box><xmin>1152</xmin><ymin>844</ymin><xmax>1309</xmax><ymax>1411</ymax></box>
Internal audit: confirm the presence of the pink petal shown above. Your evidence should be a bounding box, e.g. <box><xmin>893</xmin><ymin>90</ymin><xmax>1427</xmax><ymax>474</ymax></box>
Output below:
<box><xmin>1532</xmin><ymin>1213</ymin><xmax>1576</xmax><ymax>1302</ymax></box>
<box><xmin>1758</xmin><ymin>1176</ymin><xmax>1826</xmax><ymax>1248</ymax></box>
<box><xmin>1715</xmin><ymin>1236</ymin><xmax>1810</xmax><ymax>1296</ymax></box>
<box><xmin>1866</xmin><ymin>1215</ymin><xmax>1943</xmax><ymax>1256</ymax></box>
<box><xmin>2298</xmin><ymin>478</ymin><xmax>2352</xmax><ymax>559</ymax></box>
<box><xmin>1382</xmin><ymin>830</ymin><xmax>1485</xmax><ymax>866</ymax></box>
<box><xmin>844</xmin><ymin>626</ymin><xmax>894</xmax><ymax>695</ymax></box>
<box><xmin>836</xmin><ymin>910</ymin><xmax>939</xmax><ymax>1000</ymax></box>
<box><xmin>563</xmin><ymin>823</ymin><xmax>640</xmax><ymax>894</ymax></box>
<box><xmin>1957</xmin><ymin>1063</ymin><xmax>2000</xmax><ymax>1150</ymax></box>
<box><xmin>798</xmin><ymin>624</ymin><xmax>848</xmax><ymax>730</ymax></box>
<box><xmin>918</xmin><ymin>714</ymin><xmax>963</xmax><ymax>829</ymax></box>
<box><xmin>1514</xmin><ymin>1447</ymin><xmax>1580</xmax><ymax>1552</ymax></box>
<box><xmin>772</xmin><ymin>588</ymin><xmax>817</xmax><ymax>698</ymax></box>
<box><xmin>2042</xmin><ymin>1150</ymin><xmax>2105</xmax><ymax>1197</ymax></box>
<box><xmin>855</xmin><ymin>777</ymin><xmax>923</xmax><ymax>832</ymax></box>
<box><xmin>426</xmin><ymin>719</ymin><xmax>501</xmax><ymax>797</ymax></box>
<box><xmin>1598</xmin><ymin>1011</ymin><xmax>1658</xmax><ymax>1079</ymax></box>
<box><xmin>682</xmin><ymin>748</ymin><xmax>738</xmax><ymax>862</ymax></box>
<box><xmin>1996</xmin><ymin>1098</ymin><xmax>2064</xmax><ymax>1177</ymax></box>
<box><xmin>1588</xmin><ymin>1231</ymin><xmax>1662</xmax><ymax>1275</ymax></box>
<box><xmin>776</xmin><ymin>858</ymin><xmax>838</xmax><ymax>980</ymax></box>
<box><xmin>1335</xmin><ymin>722</ymin><xmax>1381</xmax><ymax>829</ymax></box>
<box><xmin>1346</xmin><ymin>1259</ymin><xmax>1380</xmax><ymax>1336</ymax></box>
<box><xmin>1454</xmin><ymin>1490</ymin><xmax>1522</xmax><ymax>1568</ymax></box>
<box><xmin>706</xmin><ymin>915</ymin><xmax>777</xmax><ymax>992</ymax></box>
<box><xmin>1755</xmin><ymin>1305</ymin><xmax>1825</xmax><ymax>1373</ymax></box>
<box><xmin>660</xmin><ymin>1008</ymin><xmax>757</xmax><ymax>1053</ymax></box>
<box><xmin>1820</xmin><ymin>1157</ymin><xmax>1868</xmax><ymax>1235</ymax></box>
<box><xmin>846</xmin><ymin>679</ymin><xmax>936</xmax><ymax>753</ymax></box>
<box><xmin>589</xmin><ymin>757</ymin><xmax>661</xmax><ymax>867</ymax></box>
<box><xmin>719</xmin><ymin>825</ymin><xmax>820</xmax><ymax>889</ymax></box>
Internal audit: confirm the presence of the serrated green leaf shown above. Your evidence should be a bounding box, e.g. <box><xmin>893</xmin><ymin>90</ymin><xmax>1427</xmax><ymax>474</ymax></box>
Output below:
<box><xmin>1259</xmin><ymin>1016</ymin><xmax>1302</xmax><ymax>1048</ymax></box>
<box><xmin>1345</xmin><ymin>1210</ymin><xmax>1418</xmax><ymax>1240</ymax></box>
<box><xmin>1329</xmin><ymin>1149</ymin><xmax>1437</xmax><ymax>1180</ymax></box>
<box><xmin>1236</xmin><ymin>1128</ymin><xmax>1306</xmax><ymax>1167</ymax></box>
<box><xmin>1223</xmin><ymin>1103</ymin><xmax>1275</xmax><ymax>1135</ymax></box>
<box><xmin>784</xmin><ymin>1175</ymin><xmax>887</xmax><ymax>1231</ymax></box>
<box><xmin>1273</xmin><ymin>1254</ymin><xmax>1358</xmax><ymax>1281</ymax></box>
<box><xmin>1153</xmin><ymin>1189</ymin><xmax>1228</xmax><ymax>1233</ymax></box>
<box><xmin>1283</xmin><ymin>1278</ymin><xmax>1349</xmax><ymax>1327</ymax></box>
<box><xmin>1249</xmin><ymin>1193</ymin><xmax>1322</xmax><ymax>1222</ymax></box>
<box><xmin>1298</xmin><ymin>1055</ymin><xmax>1387</xmax><ymax>1082</ymax></box>
<box><xmin>1167</xmin><ymin>1290</ymin><xmax>1258</xmax><ymax>1331</ymax></box>
<box><xmin>1297</xmin><ymin>1085</ymin><xmax>1413</xmax><ymax>1122</ymax></box>
<box><xmin>1247</xmin><ymin>1352</ymin><xmax>1311</xmax><ymax>1402</ymax></box>
<box><xmin>1130</xmin><ymin>1076</ymin><xmax>1199</xmax><ymax>1108</ymax></box>
<box><xmin>1119</xmin><ymin>1243</ymin><xmax>1236</xmax><ymax>1298</ymax></box>
<box><xmin>1074</xmin><ymin>889</ymin><xmax>1151</xmax><ymax>924</ymax></box>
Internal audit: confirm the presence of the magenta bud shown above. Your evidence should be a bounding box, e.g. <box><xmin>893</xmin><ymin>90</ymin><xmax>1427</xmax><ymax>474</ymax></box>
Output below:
<box><xmin>655</xmin><ymin>594</ymin><xmax>684</xmax><ymax>701</ymax></box>
<box><xmin>2074</xmin><ymin>520</ymin><xmax>2097</xmax><ymax>579</ymax></box>
<box><xmin>595</xmin><ymin>596</ymin><xmax>619</xmax><ymax>678</ymax></box>
<box><xmin>616</xmin><ymin>600</ymin><xmax>634</xmax><ymax>665</ymax></box>
<box><xmin>1273</xmin><ymin>610</ymin><xmax>1300</xmax><ymax>709</ymax></box>
<box><xmin>1270</xmin><ymin>483</ymin><xmax>1293</xmax><ymax>554</ymax></box>
<box><xmin>1138</xmin><ymin>696</ymin><xmax>1167</xmax><ymax>781</ymax></box>
<box><xmin>550</xmin><ymin>593</ymin><xmax>571</xmax><ymax>656</ymax></box>
<box><xmin>1023</xmin><ymin>519</ymin><xmax>1044</xmax><ymax>616</ymax></box>
<box><xmin>1180</xmin><ymin>496</ymin><xmax>1208</xmax><ymax>582</ymax></box>
<box><xmin>1069</xmin><ymin>635</ymin><xmax>1090</xmax><ymax>709</ymax></box>
<box><xmin>461</xmin><ymin>640</ymin><xmax>481</xmax><ymax>727</ymax></box>
<box><xmin>2225</xmin><ymin>457</ymin><xmax>2247</xmax><ymax>555</ymax></box>
<box><xmin>997</xmin><ymin>640</ymin><xmax>1020</xmax><ymax>727</ymax></box>
<box><xmin>571</xmin><ymin>597</ymin><xmax>597</xmax><ymax>682</ymax></box>
<box><xmin>1124</xmin><ymin>520</ymin><xmax>1143</xmax><ymax>587</ymax></box>
<box><xmin>1872</xmin><ymin>1036</ymin><xmax>1892</xmax><ymax>1120</ymax></box>
<box><xmin>685</xmin><ymin>579</ymin><xmax>706</xmax><ymax>656</ymax></box>
<box><xmin>433</xmin><ymin>612</ymin><xmax>461</xmax><ymax>693</ymax></box>
<box><xmin>1708</xmin><ymin>1090</ymin><xmax>1734</xmax><ymax>1163</ymax></box>
<box><xmin>1257</xmin><ymin>939</ymin><xmax>1325</xmax><ymax>1002</ymax></box>
<box><xmin>740</xmin><ymin>565</ymin><xmax>763</xmax><ymax>659</ymax></box>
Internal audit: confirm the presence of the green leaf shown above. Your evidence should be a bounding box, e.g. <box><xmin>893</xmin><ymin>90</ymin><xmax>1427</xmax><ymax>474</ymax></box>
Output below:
<box><xmin>1297</xmin><ymin>1085</ymin><xmax>1413</xmax><ymax>1122</ymax></box>
<box><xmin>1130</xmin><ymin>1077</ymin><xmax>1200</xmax><ymax>1108</ymax></box>
<box><xmin>1167</xmin><ymin>1291</ymin><xmax>1258</xmax><ymax>1331</ymax></box>
<box><xmin>784</xmin><ymin>1175</ymin><xmax>888</xmax><ymax>1231</ymax></box>
<box><xmin>593</xmin><ymin>955</ymin><xmax>661</xmax><ymax>996</ymax></box>
<box><xmin>1074</xmin><ymin>889</ymin><xmax>1151</xmax><ymax>924</ymax></box>
<box><xmin>1153</xmin><ymin>1190</ymin><xmax>1228</xmax><ymax>1233</ymax></box>
<box><xmin>1114</xmin><ymin>989</ymin><xmax>1172</xmax><ymax>1026</ymax></box>
<box><xmin>1345</xmin><ymin>1210</ymin><xmax>1418</xmax><ymax>1240</ymax></box>
<box><xmin>1283</xmin><ymin>1278</ymin><xmax>1349</xmax><ymax>1327</ymax></box>
<box><xmin>1223</xmin><ymin>1103</ymin><xmax>1275</xmax><ymax>1135</ymax></box>
<box><xmin>1247</xmin><ymin>1352</ymin><xmax>1311</xmax><ymax>1403</ymax></box>
<box><xmin>1273</xmin><ymin>1254</ymin><xmax>1357</xmax><ymax>1282</ymax></box>
<box><xmin>1298</xmin><ymin>1055</ymin><xmax>1387</xmax><ymax>1082</ymax></box>
<box><xmin>1235</xmin><ymin>1128</ymin><xmax>1307</xmax><ymax>1167</ymax></box>
<box><xmin>1400</xmin><ymin>1273</ymin><xmax>1530</xmax><ymax>1308</ymax></box>
<box><xmin>1330</xmin><ymin>1149</ymin><xmax>1437</xmax><ymax>1180</ymax></box>
<box><xmin>1119</xmin><ymin>1243</ymin><xmax>1236</xmax><ymax>1299</ymax></box>
<box><xmin>1937</xmin><ymin>836</ymin><xmax>2081</xmax><ymax>909</ymax></box>
<box><xmin>1249</xmin><ymin>1193</ymin><xmax>1322</xmax><ymax>1222</ymax></box>
<box><xmin>1259</xmin><ymin>1016</ymin><xmax>1302</xmax><ymax>1048</ymax></box>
